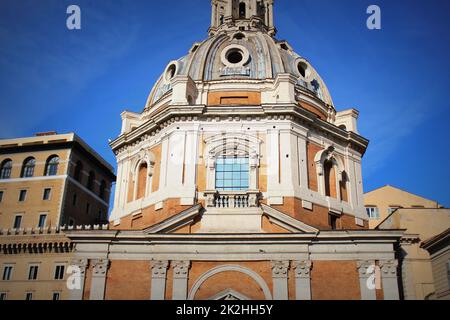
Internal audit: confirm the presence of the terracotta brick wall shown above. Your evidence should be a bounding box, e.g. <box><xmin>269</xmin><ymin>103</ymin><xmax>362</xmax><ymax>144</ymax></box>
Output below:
<box><xmin>272</xmin><ymin>197</ymin><xmax>367</xmax><ymax>230</ymax></box>
<box><xmin>105</xmin><ymin>260</ymin><xmax>151</xmax><ymax>300</ymax></box>
<box><xmin>111</xmin><ymin>198</ymin><xmax>191</xmax><ymax>230</ymax></box>
<box><xmin>207</xmin><ymin>91</ymin><xmax>261</xmax><ymax>106</ymax></box>
<box><xmin>311</xmin><ymin>261</ymin><xmax>361</xmax><ymax>300</ymax></box>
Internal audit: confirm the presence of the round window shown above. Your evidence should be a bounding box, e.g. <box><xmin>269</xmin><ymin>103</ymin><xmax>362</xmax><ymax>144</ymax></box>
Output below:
<box><xmin>164</xmin><ymin>62</ymin><xmax>178</xmax><ymax>83</ymax></box>
<box><xmin>221</xmin><ymin>44</ymin><xmax>250</xmax><ymax>68</ymax></box>
<box><xmin>295</xmin><ymin>60</ymin><xmax>311</xmax><ymax>80</ymax></box>
<box><xmin>227</xmin><ymin>50</ymin><xmax>244</xmax><ymax>64</ymax></box>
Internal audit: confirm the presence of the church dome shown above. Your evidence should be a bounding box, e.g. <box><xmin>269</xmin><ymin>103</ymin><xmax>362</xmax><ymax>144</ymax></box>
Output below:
<box><xmin>145</xmin><ymin>1</ymin><xmax>333</xmax><ymax>110</ymax></box>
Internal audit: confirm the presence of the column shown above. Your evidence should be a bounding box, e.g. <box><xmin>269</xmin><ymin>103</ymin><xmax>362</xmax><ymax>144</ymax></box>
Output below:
<box><xmin>89</xmin><ymin>259</ymin><xmax>109</xmax><ymax>300</ymax></box>
<box><xmin>292</xmin><ymin>260</ymin><xmax>312</xmax><ymax>300</ymax></box>
<box><xmin>68</xmin><ymin>258</ymin><xmax>88</xmax><ymax>300</ymax></box>
<box><xmin>380</xmin><ymin>260</ymin><xmax>400</xmax><ymax>300</ymax></box>
<box><xmin>271</xmin><ymin>260</ymin><xmax>289</xmax><ymax>300</ymax></box>
<box><xmin>150</xmin><ymin>260</ymin><xmax>169</xmax><ymax>300</ymax></box>
<box><xmin>357</xmin><ymin>260</ymin><xmax>377</xmax><ymax>300</ymax></box>
<box><xmin>172</xmin><ymin>260</ymin><xmax>191</xmax><ymax>300</ymax></box>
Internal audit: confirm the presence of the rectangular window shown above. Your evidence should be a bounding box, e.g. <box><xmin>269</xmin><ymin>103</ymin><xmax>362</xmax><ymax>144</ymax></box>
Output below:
<box><xmin>0</xmin><ymin>292</ymin><xmax>6</xmax><ymax>300</ymax></box>
<box><xmin>365</xmin><ymin>207</ymin><xmax>380</xmax><ymax>219</ymax></box>
<box><xmin>13</xmin><ymin>215</ymin><xmax>22</xmax><ymax>229</ymax></box>
<box><xmin>52</xmin><ymin>292</ymin><xmax>60</xmax><ymax>301</ymax></box>
<box><xmin>43</xmin><ymin>188</ymin><xmax>51</xmax><ymax>201</ymax></box>
<box><xmin>28</xmin><ymin>265</ymin><xmax>39</xmax><ymax>280</ymax></box>
<box><xmin>38</xmin><ymin>214</ymin><xmax>47</xmax><ymax>228</ymax></box>
<box><xmin>0</xmin><ymin>191</ymin><xmax>3</xmax><ymax>202</ymax></box>
<box><xmin>2</xmin><ymin>266</ymin><xmax>13</xmax><ymax>281</ymax></box>
<box><xmin>54</xmin><ymin>265</ymin><xmax>65</xmax><ymax>280</ymax></box>
<box><xmin>18</xmin><ymin>190</ymin><xmax>27</xmax><ymax>202</ymax></box>
<box><xmin>25</xmin><ymin>292</ymin><xmax>33</xmax><ymax>300</ymax></box>
<box><xmin>215</xmin><ymin>156</ymin><xmax>249</xmax><ymax>191</ymax></box>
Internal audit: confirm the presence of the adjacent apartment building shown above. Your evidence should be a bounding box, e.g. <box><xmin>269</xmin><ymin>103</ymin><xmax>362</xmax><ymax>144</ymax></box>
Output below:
<box><xmin>364</xmin><ymin>185</ymin><xmax>449</xmax><ymax>300</ymax></box>
<box><xmin>0</xmin><ymin>132</ymin><xmax>115</xmax><ymax>300</ymax></box>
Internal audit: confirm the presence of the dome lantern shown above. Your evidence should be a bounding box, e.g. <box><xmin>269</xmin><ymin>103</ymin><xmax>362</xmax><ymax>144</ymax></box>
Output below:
<box><xmin>209</xmin><ymin>0</ymin><xmax>276</xmax><ymax>36</ymax></box>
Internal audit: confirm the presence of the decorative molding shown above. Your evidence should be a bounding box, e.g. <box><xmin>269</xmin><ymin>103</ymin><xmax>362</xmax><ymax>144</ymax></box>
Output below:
<box><xmin>271</xmin><ymin>260</ymin><xmax>289</xmax><ymax>278</ymax></box>
<box><xmin>188</xmin><ymin>264</ymin><xmax>272</xmax><ymax>300</ymax></box>
<box><xmin>356</xmin><ymin>260</ymin><xmax>375</xmax><ymax>278</ymax></box>
<box><xmin>150</xmin><ymin>260</ymin><xmax>169</xmax><ymax>279</ymax></box>
<box><xmin>292</xmin><ymin>260</ymin><xmax>312</xmax><ymax>278</ymax></box>
<box><xmin>92</xmin><ymin>259</ymin><xmax>110</xmax><ymax>277</ymax></box>
<box><xmin>379</xmin><ymin>260</ymin><xmax>398</xmax><ymax>278</ymax></box>
<box><xmin>261</xmin><ymin>204</ymin><xmax>319</xmax><ymax>233</ymax></box>
<box><xmin>172</xmin><ymin>260</ymin><xmax>191</xmax><ymax>279</ymax></box>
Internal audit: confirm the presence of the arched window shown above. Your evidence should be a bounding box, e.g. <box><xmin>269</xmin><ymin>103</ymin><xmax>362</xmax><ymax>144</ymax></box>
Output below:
<box><xmin>87</xmin><ymin>171</ymin><xmax>95</xmax><ymax>191</ymax></box>
<box><xmin>239</xmin><ymin>2</ymin><xmax>246</xmax><ymax>19</ymax></box>
<box><xmin>323</xmin><ymin>159</ymin><xmax>333</xmax><ymax>197</ymax></box>
<box><xmin>99</xmin><ymin>180</ymin><xmax>106</xmax><ymax>200</ymax></box>
<box><xmin>74</xmin><ymin>161</ymin><xmax>83</xmax><ymax>182</ymax></box>
<box><xmin>215</xmin><ymin>156</ymin><xmax>249</xmax><ymax>191</ymax></box>
<box><xmin>0</xmin><ymin>159</ymin><xmax>12</xmax><ymax>179</ymax></box>
<box><xmin>21</xmin><ymin>157</ymin><xmax>36</xmax><ymax>178</ymax></box>
<box><xmin>136</xmin><ymin>163</ymin><xmax>148</xmax><ymax>199</ymax></box>
<box><xmin>45</xmin><ymin>155</ymin><xmax>59</xmax><ymax>176</ymax></box>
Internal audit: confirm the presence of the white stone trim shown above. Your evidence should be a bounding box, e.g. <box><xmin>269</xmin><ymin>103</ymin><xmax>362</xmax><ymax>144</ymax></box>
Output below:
<box><xmin>188</xmin><ymin>264</ymin><xmax>272</xmax><ymax>300</ymax></box>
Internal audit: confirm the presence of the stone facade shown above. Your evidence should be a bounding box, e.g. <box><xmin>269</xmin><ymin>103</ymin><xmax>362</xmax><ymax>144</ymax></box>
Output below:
<box><xmin>63</xmin><ymin>0</ymin><xmax>403</xmax><ymax>301</ymax></box>
<box><xmin>0</xmin><ymin>133</ymin><xmax>115</xmax><ymax>300</ymax></box>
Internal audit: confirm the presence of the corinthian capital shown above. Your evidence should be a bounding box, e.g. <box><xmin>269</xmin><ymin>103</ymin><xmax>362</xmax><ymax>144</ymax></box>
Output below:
<box><xmin>173</xmin><ymin>260</ymin><xmax>191</xmax><ymax>279</ymax></box>
<box><xmin>151</xmin><ymin>260</ymin><xmax>169</xmax><ymax>278</ymax></box>
<box><xmin>379</xmin><ymin>260</ymin><xmax>398</xmax><ymax>277</ymax></box>
<box><xmin>271</xmin><ymin>260</ymin><xmax>289</xmax><ymax>278</ymax></box>
<box><xmin>92</xmin><ymin>259</ymin><xmax>110</xmax><ymax>276</ymax></box>
<box><xmin>292</xmin><ymin>260</ymin><xmax>312</xmax><ymax>278</ymax></box>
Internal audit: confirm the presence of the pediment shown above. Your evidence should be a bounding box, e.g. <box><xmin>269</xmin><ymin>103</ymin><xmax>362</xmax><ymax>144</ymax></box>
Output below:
<box><xmin>261</xmin><ymin>203</ymin><xmax>319</xmax><ymax>234</ymax></box>
<box><xmin>143</xmin><ymin>204</ymin><xmax>203</xmax><ymax>234</ymax></box>
<box><xmin>208</xmin><ymin>289</ymin><xmax>250</xmax><ymax>300</ymax></box>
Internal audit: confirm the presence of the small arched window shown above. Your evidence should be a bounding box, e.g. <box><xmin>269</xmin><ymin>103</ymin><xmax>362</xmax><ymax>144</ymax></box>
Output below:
<box><xmin>21</xmin><ymin>157</ymin><xmax>36</xmax><ymax>178</ymax></box>
<box><xmin>74</xmin><ymin>161</ymin><xmax>83</xmax><ymax>182</ymax></box>
<box><xmin>87</xmin><ymin>171</ymin><xmax>95</xmax><ymax>191</ymax></box>
<box><xmin>99</xmin><ymin>180</ymin><xmax>107</xmax><ymax>200</ymax></box>
<box><xmin>239</xmin><ymin>2</ymin><xmax>246</xmax><ymax>18</ymax></box>
<box><xmin>0</xmin><ymin>159</ymin><xmax>12</xmax><ymax>179</ymax></box>
<box><xmin>45</xmin><ymin>155</ymin><xmax>59</xmax><ymax>176</ymax></box>
<box><xmin>136</xmin><ymin>163</ymin><xmax>148</xmax><ymax>200</ymax></box>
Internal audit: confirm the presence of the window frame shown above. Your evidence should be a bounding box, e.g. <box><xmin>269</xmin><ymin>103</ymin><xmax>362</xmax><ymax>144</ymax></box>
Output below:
<box><xmin>25</xmin><ymin>292</ymin><xmax>33</xmax><ymax>300</ymax></box>
<box><xmin>52</xmin><ymin>292</ymin><xmax>61</xmax><ymax>301</ymax></box>
<box><xmin>38</xmin><ymin>214</ymin><xmax>47</xmax><ymax>228</ymax></box>
<box><xmin>2</xmin><ymin>265</ymin><xmax>13</xmax><ymax>281</ymax></box>
<box><xmin>365</xmin><ymin>207</ymin><xmax>380</xmax><ymax>220</ymax></box>
<box><xmin>21</xmin><ymin>157</ymin><xmax>36</xmax><ymax>178</ymax></box>
<box><xmin>0</xmin><ymin>190</ymin><xmax>4</xmax><ymax>203</ymax></box>
<box><xmin>28</xmin><ymin>265</ymin><xmax>39</xmax><ymax>281</ymax></box>
<box><xmin>43</xmin><ymin>188</ymin><xmax>52</xmax><ymax>201</ymax></box>
<box><xmin>44</xmin><ymin>155</ymin><xmax>60</xmax><ymax>176</ymax></box>
<box><xmin>0</xmin><ymin>292</ymin><xmax>7</xmax><ymax>300</ymax></box>
<box><xmin>13</xmin><ymin>215</ymin><xmax>23</xmax><ymax>229</ymax></box>
<box><xmin>0</xmin><ymin>159</ymin><xmax>12</xmax><ymax>179</ymax></box>
<box><xmin>54</xmin><ymin>264</ymin><xmax>65</xmax><ymax>280</ymax></box>
<box><xmin>215</xmin><ymin>156</ymin><xmax>250</xmax><ymax>191</ymax></box>
<box><xmin>18</xmin><ymin>189</ymin><xmax>27</xmax><ymax>202</ymax></box>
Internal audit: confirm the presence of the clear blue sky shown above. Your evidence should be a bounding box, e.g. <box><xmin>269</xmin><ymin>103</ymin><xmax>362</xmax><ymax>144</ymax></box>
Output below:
<box><xmin>0</xmin><ymin>0</ymin><xmax>449</xmax><ymax>207</ymax></box>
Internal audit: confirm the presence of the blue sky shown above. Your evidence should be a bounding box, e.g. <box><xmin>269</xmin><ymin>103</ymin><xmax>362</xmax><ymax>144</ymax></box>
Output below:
<box><xmin>0</xmin><ymin>0</ymin><xmax>449</xmax><ymax>207</ymax></box>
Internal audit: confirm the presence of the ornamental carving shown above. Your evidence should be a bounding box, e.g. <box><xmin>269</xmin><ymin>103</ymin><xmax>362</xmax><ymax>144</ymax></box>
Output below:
<box><xmin>271</xmin><ymin>260</ymin><xmax>289</xmax><ymax>278</ymax></box>
<box><xmin>172</xmin><ymin>260</ymin><xmax>191</xmax><ymax>279</ymax></box>
<box><xmin>92</xmin><ymin>259</ymin><xmax>110</xmax><ymax>276</ymax></box>
<box><xmin>292</xmin><ymin>260</ymin><xmax>312</xmax><ymax>278</ymax></box>
<box><xmin>151</xmin><ymin>260</ymin><xmax>169</xmax><ymax>278</ymax></box>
